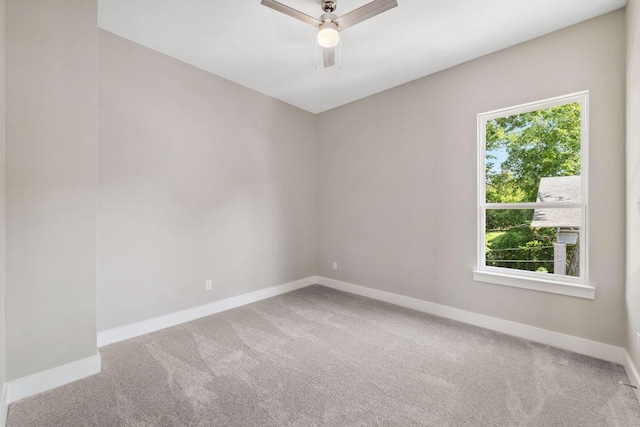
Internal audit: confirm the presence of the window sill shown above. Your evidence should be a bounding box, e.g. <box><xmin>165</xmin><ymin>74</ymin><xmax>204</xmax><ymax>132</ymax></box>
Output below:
<box><xmin>472</xmin><ymin>270</ymin><xmax>594</xmax><ymax>300</ymax></box>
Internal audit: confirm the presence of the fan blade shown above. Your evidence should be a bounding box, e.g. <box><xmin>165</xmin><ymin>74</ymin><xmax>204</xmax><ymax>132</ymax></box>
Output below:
<box><xmin>261</xmin><ymin>0</ymin><xmax>322</xmax><ymax>27</ymax></box>
<box><xmin>335</xmin><ymin>0</ymin><xmax>398</xmax><ymax>31</ymax></box>
<box><xmin>322</xmin><ymin>47</ymin><xmax>335</xmax><ymax>67</ymax></box>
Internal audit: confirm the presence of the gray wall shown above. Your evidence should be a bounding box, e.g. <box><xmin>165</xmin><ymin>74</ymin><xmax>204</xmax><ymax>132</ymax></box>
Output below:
<box><xmin>317</xmin><ymin>11</ymin><xmax>627</xmax><ymax>346</ymax></box>
<box><xmin>5</xmin><ymin>0</ymin><xmax>98</xmax><ymax>380</ymax></box>
<box><xmin>97</xmin><ymin>31</ymin><xmax>317</xmax><ymax>331</ymax></box>
<box><xmin>627</xmin><ymin>0</ymin><xmax>640</xmax><ymax>374</ymax></box>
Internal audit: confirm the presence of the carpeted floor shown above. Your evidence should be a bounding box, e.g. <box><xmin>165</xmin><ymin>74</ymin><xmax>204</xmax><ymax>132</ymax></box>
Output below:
<box><xmin>7</xmin><ymin>285</ymin><xmax>640</xmax><ymax>426</ymax></box>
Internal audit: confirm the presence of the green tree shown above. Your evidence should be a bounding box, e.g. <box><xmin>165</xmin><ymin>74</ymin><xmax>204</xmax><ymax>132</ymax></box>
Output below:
<box><xmin>485</xmin><ymin>225</ymin><xmax>556</xmax><ymax>272</ymax></box>
<box><xmin>486</xmin><ymin>102</ymin><xmax>581</xmax><ymax>202</ymax></box>
<box><xmin>485</xmin><ymin>171</ymin><xmax>529</xmax><ymax>230</ymax></box>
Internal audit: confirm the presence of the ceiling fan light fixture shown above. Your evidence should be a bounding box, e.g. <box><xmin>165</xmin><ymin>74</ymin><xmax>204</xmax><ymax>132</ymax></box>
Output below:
<box><xmin>261</xmin><ymin>0</ymin><xmax>399</xmax><ymax>67</ymax></box>
<box><xmin>317</xmin><ymin>20</ymin><xmax>339</xmax><ymax>48</ymax></box>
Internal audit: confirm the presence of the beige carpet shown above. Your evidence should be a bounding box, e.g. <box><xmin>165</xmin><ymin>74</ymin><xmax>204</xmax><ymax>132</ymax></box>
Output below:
<box><xmin>7</xmin><ymin>285</ymin><xmax>640</xmax><ymax>426</ymax></box>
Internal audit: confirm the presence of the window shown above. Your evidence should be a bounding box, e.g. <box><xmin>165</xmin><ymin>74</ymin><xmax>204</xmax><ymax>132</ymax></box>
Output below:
<box><xmin>474</xmin><ymin>92</ymin><xmax>593</xmax><ymax>299</ymax></box>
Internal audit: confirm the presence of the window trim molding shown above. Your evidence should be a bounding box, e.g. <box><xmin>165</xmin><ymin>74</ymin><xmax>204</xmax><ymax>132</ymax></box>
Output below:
<box><xmin>472</xmin><ymin>271</ymin><xmax>595</xmax><ymax>299</ymax></box>
<box><xmin>475</xmin><ymin>91</ymin><xmax>590</xmax><ymax>297</ymax></box>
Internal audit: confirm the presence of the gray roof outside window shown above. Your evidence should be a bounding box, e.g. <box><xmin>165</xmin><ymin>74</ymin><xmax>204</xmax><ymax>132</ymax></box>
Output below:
<box><xmin>531</xmin><ymin>176</ymin><xmax>581</xmax><ymax>229</ymax></box>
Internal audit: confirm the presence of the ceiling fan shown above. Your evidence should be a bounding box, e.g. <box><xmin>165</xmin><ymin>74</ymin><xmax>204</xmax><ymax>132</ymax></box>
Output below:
<box><xmin>261</xmin><ymin>0</ymin><xmax>398</xmax><ymax>68</ymax></box>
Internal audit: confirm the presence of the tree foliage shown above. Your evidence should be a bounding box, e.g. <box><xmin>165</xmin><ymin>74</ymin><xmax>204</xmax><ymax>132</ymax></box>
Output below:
<box><xmin>486</xmin><ymin>102</ymin><xmax>581</xmax><ymax>203</ymax></box>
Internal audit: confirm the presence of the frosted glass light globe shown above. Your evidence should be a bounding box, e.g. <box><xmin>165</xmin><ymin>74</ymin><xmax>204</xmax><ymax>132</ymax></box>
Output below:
<box><xmin>317</xmin><ymin>22</ymin><xmax>339</xmax><ymax>48</ymax></box>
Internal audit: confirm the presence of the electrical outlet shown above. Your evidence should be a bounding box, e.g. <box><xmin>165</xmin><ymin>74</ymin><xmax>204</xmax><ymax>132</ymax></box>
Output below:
<box><xmin>332</xmin><ymin>261</ymin><xmax>338</xmax><ymax>271</ymax></box>
<box><xmin>205</xmin><ymin>279</ymin><xmax>212</xmax><ymax>291</ymax></box>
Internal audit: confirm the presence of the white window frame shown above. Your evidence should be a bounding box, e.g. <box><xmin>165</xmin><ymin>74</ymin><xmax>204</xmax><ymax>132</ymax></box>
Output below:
<box><xmin>474</xmin><ymin>91</ymin><xmax>593</xmax><ymax>299</ymax></box>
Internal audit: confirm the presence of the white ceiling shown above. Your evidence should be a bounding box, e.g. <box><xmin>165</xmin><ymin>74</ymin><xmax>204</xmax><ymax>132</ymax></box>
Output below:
<box><xmin>98</xmin><ymin>0</ymin><xmax>626</xmax><ymax>114</ymax></box>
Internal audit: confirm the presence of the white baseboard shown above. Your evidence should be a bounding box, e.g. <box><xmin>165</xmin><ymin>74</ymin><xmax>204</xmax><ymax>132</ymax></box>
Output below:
<box><xmin>6</xmin><ymin>353</ymin><xmax>101</xmax><ymax>405</ymax></box>
<box><xmin>97</xmin><ymin>276</ymin><xmax>318</xmax><ymax>347</ymax></box>
<box><xmin>623</xmin><ymin>351</ymin><xmax>640</xmax><ymax>401</ymax></box>
<box><xmin>317</xmin><ymin>276</ymin><xmax>626</xmax><ymax>364</ymax></box>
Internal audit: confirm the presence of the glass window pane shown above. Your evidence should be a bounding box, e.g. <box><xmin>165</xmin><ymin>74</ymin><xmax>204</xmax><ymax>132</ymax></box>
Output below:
<box><xmin>485</xmin><ymin>103</ymin><xmax>582</xmax><ymax>204</ymax></box>
<box><xmin>485</xmin><ymin>209</ymin><xmax>580</xmax><ymax>277</ymax></box>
